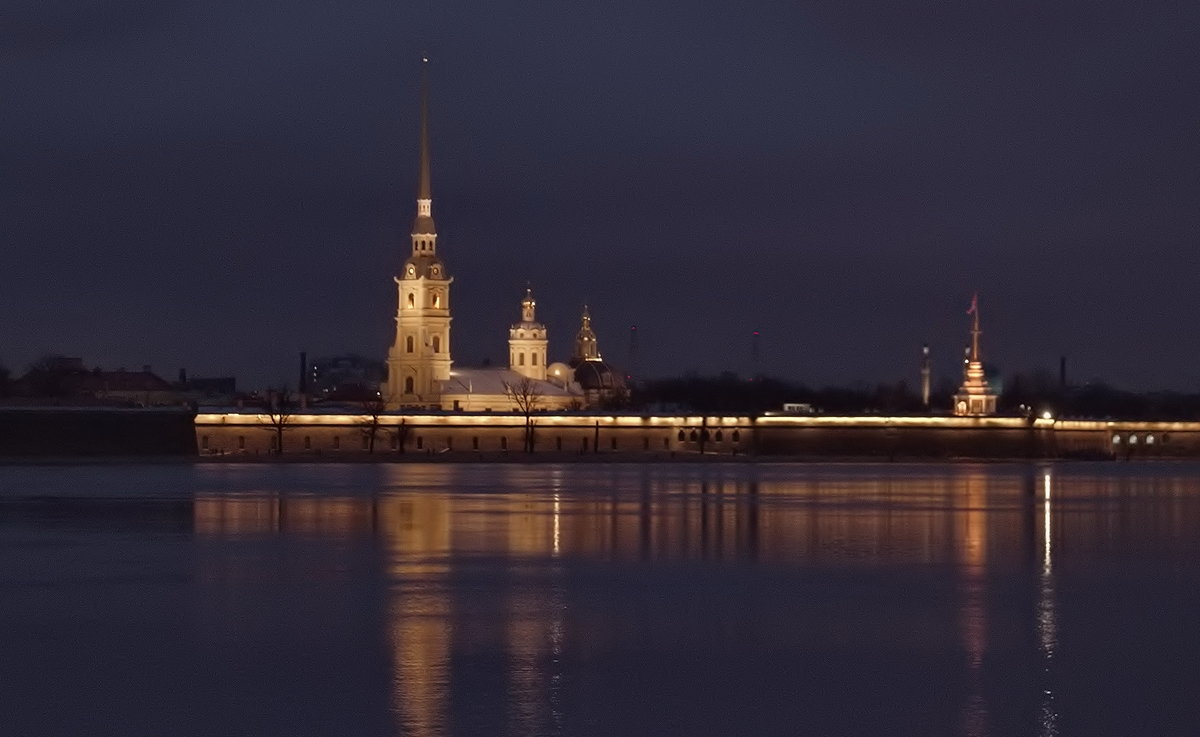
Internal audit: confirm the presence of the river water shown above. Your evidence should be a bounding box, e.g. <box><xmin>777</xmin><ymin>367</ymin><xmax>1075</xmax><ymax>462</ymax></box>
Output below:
<box><xmin>2</xmin><ymin>461</ymin><xmax>1199</xmax><ymax>736</ymax></box>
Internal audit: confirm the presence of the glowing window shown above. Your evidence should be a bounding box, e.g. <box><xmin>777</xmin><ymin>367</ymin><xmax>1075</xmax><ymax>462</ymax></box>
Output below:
<box><xmin>433</xmin><ymin>293</ymin><xmax>441</xmax><ymax>308</ymax></box>
<box><xmin>1112</xmin><ymin>434</ymin><xmax>1121</xmax><ymax>444</ymax></box>
<box><xmin>1147</xmin><ymin>435</ymin><xmax>1155</xmax><ymax>445</ymax></box>
<box><xmin>1129</xmin><ymin>435</ymin><xmax>1139</xmax><ymax>445</ymax></box>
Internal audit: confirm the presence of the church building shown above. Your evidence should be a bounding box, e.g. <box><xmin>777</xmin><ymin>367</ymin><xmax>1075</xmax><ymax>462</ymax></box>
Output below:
<box><xmin>383</xmin><ymin>62</ymin><xmax>622</xmax><ymax>412</ymax></box>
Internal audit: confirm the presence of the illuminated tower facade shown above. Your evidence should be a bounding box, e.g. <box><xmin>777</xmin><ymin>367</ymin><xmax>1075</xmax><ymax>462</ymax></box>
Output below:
<box><xmin>953</xmin><ymin>295</ymin><xmax>997</xmax><ymax>416</ymax></box>
<box><xmin>509</xmin><ymin>288</ymin><xmax>548</xmax><ymax>381</ymax></box>
<box><xmin>571</xmin><ymin>305</ymin><xmax>601</xmax><ymax>365</ymax></box>
<box><xmin>386</xmin><ymin>60</ymin><xmax>453</xmax><ymax>408</ymax></box>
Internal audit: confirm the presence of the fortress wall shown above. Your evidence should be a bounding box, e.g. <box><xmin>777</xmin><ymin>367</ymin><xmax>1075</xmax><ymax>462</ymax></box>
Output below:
<box><xmin>193</xmin><ymin>412</ymin><xmax>1200</xmax><ymax>459</ymax></box>
<box><xmin>194</xmin><ymin>413</ymin><xmax>701</xmax><ymax>456</ymax></box>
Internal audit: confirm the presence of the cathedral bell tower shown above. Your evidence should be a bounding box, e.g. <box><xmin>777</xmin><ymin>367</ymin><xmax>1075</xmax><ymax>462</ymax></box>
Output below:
<box><xmin>508</xmin><ymin>287</ymin><xmax>548</xmax><ymax>380</ymax></box>
<box><xmin>386</xmin><ymin>59</ymin><xmax>453</xmax><ymax>409</ymax></box>
<box><xmin>570</xmin><ymin>305</ymin><xmax>601</xmax><ymax>366</ymax></box>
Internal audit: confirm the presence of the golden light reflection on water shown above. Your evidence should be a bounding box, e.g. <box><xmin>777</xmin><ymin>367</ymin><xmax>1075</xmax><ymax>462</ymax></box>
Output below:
<box><xmin>1039</xmin><ymin>470</ymin><xmax>1060</xmax><ymax>737</ymax></box>
<box><xmin>190</xmin><ymin>464</ymin><xmax>1200</xmax><ymax>736</ymax></box>
<box><xmin>958</xmin><ymin>472</ymin><xmax>989</xmax><ymax>737</ymax></box>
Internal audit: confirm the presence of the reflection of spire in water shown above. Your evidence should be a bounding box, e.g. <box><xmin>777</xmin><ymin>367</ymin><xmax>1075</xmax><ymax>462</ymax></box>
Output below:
<box><xmin>553</xmin><ymin>492</ymin><xmax>561</xmax><ymax>558</ymax></box>
<box><xmin>505</xmin><ymin>550</ymin><xmax>567</xmax><ymax>735</ymax></box>
<box><xmin>380</xmin><ymin>494</ymin><xmax>453</xmax><ymax>737</ymax></box>
<box><xmin>957</xmin><ymin>472</ymin><xmax>988</xmax><ymax>737</ymax></box>
<box><xmin>1038</xmin><ymin>470</ymin><xmax>1060</xmax><ymax>736</ymax></box>
<box><xmin>389</xmin><ymin>592</ymin><xmax>451</xmax><ymax>737</ymax></box>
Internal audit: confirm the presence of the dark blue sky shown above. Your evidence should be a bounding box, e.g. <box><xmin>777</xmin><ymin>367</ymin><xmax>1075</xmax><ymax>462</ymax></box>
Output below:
<box><xmin>3</xmin><ymin>1</ymin><xmax>1199</xmax><ymax>390</ymax></box>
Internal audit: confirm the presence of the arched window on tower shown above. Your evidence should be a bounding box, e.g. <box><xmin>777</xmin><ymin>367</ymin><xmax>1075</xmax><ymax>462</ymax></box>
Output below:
<box><xmin>406</xmin><ymin>336</ymin><xmax>414</xmax><ymax>353</ymax></box>
<box><xmin>407</xmin><ymin>293</ymin><xmax>415</xmax><ymax>308</ymax></box>
<box><xmin>432</xmin><ymin>336</ymin><xmax>441</xmax><ymax>353</ymax></box>
<box><xmin>433</xmin><ymin>292</ymin><xmax>441</xmax><ymax>308</ymax></box>
<box><xmin>404</xmin><ymin>377</ymin><xmax>414</xmax><ymax>393</ymax></box>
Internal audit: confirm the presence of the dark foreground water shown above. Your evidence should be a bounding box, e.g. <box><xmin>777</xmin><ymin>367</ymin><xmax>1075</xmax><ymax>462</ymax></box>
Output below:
<box><xmin>3</xmin><ymin>462</ymin><xmax>1200</xmax><ymax>736</ymax></box>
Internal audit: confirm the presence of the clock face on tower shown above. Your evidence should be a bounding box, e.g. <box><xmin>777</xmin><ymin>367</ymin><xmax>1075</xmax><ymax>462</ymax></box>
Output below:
<box><xmin>406</xmin><ymin>265</ymin><xmax>415</xmax><ymax>277</ymax></box>
<box><xmin>431</xmin><ymin>266</ymin><xmax>440</xmax><ymax>277</ymax></box>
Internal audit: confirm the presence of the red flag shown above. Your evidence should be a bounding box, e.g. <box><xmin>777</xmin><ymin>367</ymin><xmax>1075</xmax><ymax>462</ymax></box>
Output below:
<box><xmin>967</xmin><ymin>293</ymin><xmax>978</xmax><ymax>315</ymax></box>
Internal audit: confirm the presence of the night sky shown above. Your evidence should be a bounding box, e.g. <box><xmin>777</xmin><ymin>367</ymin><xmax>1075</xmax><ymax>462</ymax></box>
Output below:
<box><xmin>4</xmin><ymin>1</ymin><xmax>1199</xmax><ymax>390</ymax></box>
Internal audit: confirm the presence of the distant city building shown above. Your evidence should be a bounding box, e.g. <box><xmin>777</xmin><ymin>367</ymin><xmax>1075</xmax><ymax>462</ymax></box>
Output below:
<box><xmin>309</xmin><ymin>354</ymin><xmax>385</xmax><ymax>401</ymax></box>
<box><xmin>12</xmin><ymin>358</ymin><xmax>179</xmax><ymax>406</ymax></box>
<box><xmin>954</xmin><ymin>295</ymin><xmax>998</xmax><ymax>416</ymax></box>
<box><xmin>178</xmin><ymin>373</ymin><xmax>238</xmax><ymax>407</ymax></box>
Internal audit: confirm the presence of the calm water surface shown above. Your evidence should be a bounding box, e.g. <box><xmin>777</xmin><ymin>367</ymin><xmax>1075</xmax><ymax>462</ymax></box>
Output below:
<box><xmin>3</xmin><ymin>461</ymin><xmax>1200</xmax><ymax>736</ymax></box>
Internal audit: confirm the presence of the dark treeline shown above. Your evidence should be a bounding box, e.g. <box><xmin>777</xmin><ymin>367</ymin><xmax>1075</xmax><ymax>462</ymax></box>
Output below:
<box><xmin>630</xmin><ymin>373</ymin><xmax>932</xmax><ymax>415</ymax></box>
<box><xmin>632</xmin><ymin>371</ymin><xmax>1200</xmax><ymax>420</ymax></box>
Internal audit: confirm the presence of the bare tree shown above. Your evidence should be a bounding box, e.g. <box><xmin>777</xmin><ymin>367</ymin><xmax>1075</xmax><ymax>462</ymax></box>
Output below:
<box><xmin>260</xmin><ymin>386</ymin><xmax>295</xmax><ymax>456</ymax></box>
<box><xmin>358</xmin><ymin>395</ymin><xmax>388</xmax><ymax>454</ymax></box>
<box><xmin>384</xmin><ymin>417</ymin><xmax>410</xmax><ymax>454</ymax></box>
<box><xmin>503</xmin><ymin>376</ymin><xmax>543</xmax><ymax>453</ymax></box>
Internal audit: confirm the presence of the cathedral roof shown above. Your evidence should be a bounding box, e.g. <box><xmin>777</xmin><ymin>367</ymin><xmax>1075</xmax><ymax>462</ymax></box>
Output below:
<box><xmin>573</xmin><ymin>360</ymin><xmax>624</xmax><ymax>391</ymax></box>
<box><xmin>411</xmin><ymin>214</ymin><xmax>436</xmax><ymax>235</ymax></box>
<box><xmin>510</xmin><ymin>320</ymin><xmax>545</xmax><ymax>332</ymax></box>
<box><xmin>401</xmin><ymin>253</ymin><xmax>446</xmax><ymax>279</ymax></box>
<box><xmin>440</xmin><ymin>369</ymin><xmax>579</xmax><ymax>398</ymax></box>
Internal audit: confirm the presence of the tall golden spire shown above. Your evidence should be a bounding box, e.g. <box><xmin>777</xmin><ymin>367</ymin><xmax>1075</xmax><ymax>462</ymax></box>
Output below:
<box><xmin>411</xmin><ymin>57</ymin><xmax>436</xmax><ymax>239</ymax></box>
<box><xmin>417</xmin><ymin>56</ymin><xmax>431</xmax><ymax>202</ymax></box>
<box><xmin>968</xmin><ymin>293</ymin><xmax>982</xmax><ymax>363</ymax></box>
